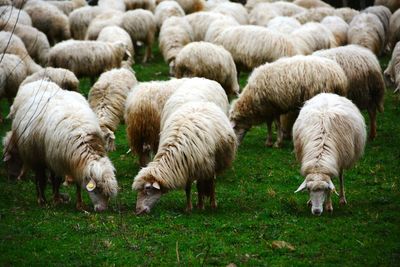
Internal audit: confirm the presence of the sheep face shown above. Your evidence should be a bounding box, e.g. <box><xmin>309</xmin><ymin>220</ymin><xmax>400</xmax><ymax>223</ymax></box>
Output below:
<box><xmin>2</xmin><ymin>132</ymin><xmax>23</xmax><ymax>180</ymax></box>
<box><xmin>85</xmin><ymin>179</ymin><xmax>109</xmax><ymax>212</ymax></box>
<box><xmin>135</xmin><ymin>181</ymin><xmax>162</xmax><ymax>215</ymax></box>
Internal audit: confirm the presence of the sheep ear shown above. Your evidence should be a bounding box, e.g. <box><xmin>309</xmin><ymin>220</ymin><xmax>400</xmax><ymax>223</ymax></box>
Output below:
<box><xmin>86</xmin><ymin>179</ymin><xmax>96</xmax><ymax>191</ymax></box>
<box><xmin>294</xmin><ymin>180</ymin><xmax>307</xmax><ymax>193</ymax></box>
<box><xmin>328</xmin><ymin>180</ymin><xmax>335</xmax><ymax>191</ymax></box>
<box><xmin>152</xmin><ymin>181</ymin><xmax>160</xmax><ymax>190</ymax></box>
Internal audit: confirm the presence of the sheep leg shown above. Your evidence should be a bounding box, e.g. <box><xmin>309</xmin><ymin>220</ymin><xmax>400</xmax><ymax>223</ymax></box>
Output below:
<box><xmin>76</xmin><ymin>185</ymin><xmax>86</xmax><ymax>211</ymax></box>
<box><xmin>367</xmin><ymin>108</ymin><xmax>377</xmax><ymax>140</ymax></box>
<box><xmin>210</xmin><ymin>177</ymin><xmax>217</xmax><ymax>210</ymax></box>
<box><xmin>325</xmin><ymin>190</ymin><xmax>333</xmax><ymax>213</ymax></box>
<box><xmin>50</xmin><ymin>172</ymin><xmax>70</xmax><ymax>204</ymax></box>
<box><xmin>143</xmin><ymin>38</ymin><xmax>153</xmax><ymax>63</ymax></box>
<box><xmin>339</xmin><ymin>171</ymin><xmax>347</xmax><ymax>206</ymax></box>
<box><xmin>196</xmin><ymin>180</ymin><xmax>205</xmax><ymax>210</ymax></box>
<box><xmin>185</xmin><ymin>182</ymin><xmax>193</xmax><ymax>212</ymax></box>
<box><xmin>35</xmin><ymin>167</ymin><xmax>47</xmax><ymax>205</ymax></box>
<box><xmin>265</xmin><ymin>119</ymin><xmax>273</xmax><ymax>147</ymax></box>
<box><xmin>273</xmin><ymin>117</ymin><xmax>283</xmax><ymax>148</ymax></box>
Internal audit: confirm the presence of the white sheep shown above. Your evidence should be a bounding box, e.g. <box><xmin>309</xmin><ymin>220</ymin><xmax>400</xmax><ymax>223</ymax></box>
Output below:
<box><xmin>293</xmin><ymin>7</ymin><xmax>335</xmax><ymax>24</ymax></box>
<box><xmin>334</xmin><ymin>7</ymin><xmax>359</xmax><ymax>24</ymax></box>
<box><xmin>47</xmin><ymin>40</ymin><xmax>131</xmax><ymax>79</ymax></box>
<box><xmin>0</xmin><ymin>31</ymin><xmax>42</xmax><ymax>74</ymax></box>
<box><xmin>124</xmin><ymin>0</ymin><xmax>156</xmax><ymax>11</ymax></box>
<box><xmin>97</xmin><ymin>26</ymin><xmax>135</xmax><ymax>61</ymax></box>
<box><xmin>266</xmin><ymin>16</ymin><xmax>302</xmax><ymax>34</ymax></box>
<box><xmin>124</xmin><ymin>78</ymin><xmax>189</xmax><ymax>167</ymax></box>
<box><xmin>88</xmin><ymin>66</ymin><xmax>138</xmax><ymax>152</ymax></box>
<box><xmin>388</xmin><ymin>9</ymin><xmax>400</xmax><ymax>51</ymax></box>
<box><xmin>173</xmin><ymin>42</ymin><xmax>239</xmax><ymax>99</ymax></box>
<box><xmin>133</xmin><ymin>101</ymin><xmax>237</xmax><ymax>214</ymax></box>
<box><xmin>229</xmin><ymin>55</ymin><xmax>348</xmax><ymax>147</ymax></box>
<box><xmin>20</xmin><ymin>67</ymin><xmax>80</xmax><ymax>92</ymax></box>
<box><xmin>313</xmin><ymin>45</ymin><xmax>385</xmax><ymax>140</ymax></box>
<box><xmin>293</xmin><ymin>0</ymin><xmax>332</xmax><ymax>9</ymax></box>
<box><xmin>348</xmin><ymin>13</ymin><xmax>385</xmax><ymax>55</ymax></box>
<box><xmin>121</xmin><ymin>9</ymin><xmax>156</xmax><ymax>63</ymax></box>
<box><xmin>23</xmin><ymin>0</ymin><xmax>71</xmax><ymax>45</ymax></box>
<box><xmin>69</xmin><ymin>6</ymin><xmax>106</xmax><ymax>40</ymax></box>
<box><xmin>173</xmin><ymin>0</ymin><xmax>205</xmax><ymax>14</ymax></box>
<box><xmin>363</xmin><ymin>5</ymin><xmax>392</xmax><ymax>49</ymax></box>
<box><xmin>249</xmin><ymin>2</ymin><xmax>306</xmax><ymax>26</ymax></box>
<box><xmin>320</xmin><ymin>16</ymin><xmax>349</xmax><ymax>46</ymax></box>
<box><xmin>154</xmin><ymin>1</ymin><xmax>185</xmax><ymax>29</ymax></box>
<box><xmin>185</xmin><ymin>11</ymin><xmax>228</xmax><ymax>41</ymax></box>
<box><xmin>46</xmin><ymin>0</ymin><xmax>87</xmax><ymax>15</ymax></box>
<box><xmin>384</xmin><ymin>41</ymin><xmax>400</xmax><ymax>92</ymax></box>
<box><xmin>7</xmin><ymin>80</ymin><xmax>118</xmax><ymax>211</ymax></box>
<box><xmin>159</xmin><ymin>16</ymin><xmax>194</xmax><ymax>74</ymax></box>
<box><xmin>210</xmin><ymin>2</ymin><xmax>249</xmax><ymax>25</ymax></box>
<box><xmin>374</xmin><ymin>0</ymin><xmax>400</xmax><ymax>13</ymax></box>
<box><xmin>293</xmin><ymin>93</ymin><xmax>366</xmax><ymax>215</ymax></box>
<box><xmin>98</xmin><ymin>0</ymin><xmax>126</xmax><ymax>11</ymax></box>
<box><xmin>204</xmin><ymin>16</ymin><xmax>240</xmax><ymax>44</ymax></box>
<box><xmin>0</xmin><ymin>6</ymin><xmax>32</xmax><ymax>25</ymax></box>
<box><xmin>85</xmin><ymin>10</ymin><xmax>124</xmax><ymax>40</ymax></box>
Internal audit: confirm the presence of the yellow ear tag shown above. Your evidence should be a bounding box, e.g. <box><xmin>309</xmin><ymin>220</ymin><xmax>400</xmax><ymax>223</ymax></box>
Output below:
<box><xmin>86</xmin><ymin>180</ymin><xmax>96</xmax><ymax>191</ymax></box>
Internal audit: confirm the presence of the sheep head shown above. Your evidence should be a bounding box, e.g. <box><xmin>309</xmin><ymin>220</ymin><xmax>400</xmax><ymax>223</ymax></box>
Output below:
<box><xmin>133</xmin><ymin>173</ymin><xmax>163</xmax><ymax>215</ymax></box>
<box><xmin>2</xmin><ymin>131</ymin><xmax>24</xmax><ymax>180</ymax></box>
<box><xmin>295</xmin><ymin>173</ymin><xmax>335</xmax><ymax>216</ymax></box>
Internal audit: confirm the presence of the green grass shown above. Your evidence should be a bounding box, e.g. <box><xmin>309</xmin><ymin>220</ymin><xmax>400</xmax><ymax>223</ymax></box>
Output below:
<box><xmin>0</xmin><ymin>44</ymin><xmax>399</xmax><ymax>266</ymax></box>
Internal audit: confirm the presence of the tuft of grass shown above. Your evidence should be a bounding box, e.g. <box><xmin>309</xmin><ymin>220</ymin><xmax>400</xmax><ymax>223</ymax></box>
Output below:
<box><xmin>0</xmin><ymin>44</ymin><xmax>399</xmax><ymax>266</ymax></box>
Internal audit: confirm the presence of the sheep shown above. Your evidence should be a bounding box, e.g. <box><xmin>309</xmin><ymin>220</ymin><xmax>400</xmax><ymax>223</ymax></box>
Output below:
<box><xmin>159</xmin><ymin>16</ymin><xmax>194</xmax><ymax>74</ymax></box>
<box><xmin>384</xmin><ymin>41</ymin><xmax>400</xmax><ymax>92</ymax></box>
<box><xmin>348</xmin><ymin>13</ymin><xmax>385</xmax><ymax>55</ymax></box>
<box><xmin>97</xmin><ymin>26</ymin><xmax>135</xmax><ymax>61</ymax></box>
<box><xmin>313</xmin><ymin>45</ymin><xmax>385</xmax><ymax>140</ymax></box>
<box><xmin>46</xmin><ymin>0</ymin><xmax>87</xmax><ymax>15</ymax></box>
<box><xmin>20</xmin><ymin>67</ymin><xmax>80</xmax><ymax>92</ymax></box>
<box><xmin>249</xmin><ymin>2</ymin><xmax>306</xmax><ymax>26</ymax></box>
<box><xmin>133</xmin><ymin>101</ymin><xmax>237</xmax><ymax>214</ymax></box>
<box><xmin>293</xmin><ymin>93</ymin><xmax>366</xmax><ymax>215</ymax></box>
<box><xmin>0</xmin><ymin>6</ymin><xmax>32</xmax><ymax>25</ymax></box>
<box><xmin>362</xmin><ymin>6</ymin><xmax>392</xmax><ymax>49</ymax></box>
<box><xmin>291</xmin><ymin>22</ymin><xmax>337</xmax><ymax>55</ymax></box>
<box><xmin>47</xmin><ymin>40</ymin><xmax>130</xmax><ymax>79</ymax></box>
<box><xmin>374</xmin><ymin>0</ymin><xmax>400</xmax><ymax>13</ymax></box>
<box><xmin>174</xmin><ymin>0</ymin><xmax>205</xmax><ymax>14</ymax></box>
<box><xmin>185</xmin><ymin>11</ymin><xmax>229</xmax><ymax>41</ymax></box>
<box><xmin>124</xmin><ymin>0</ymin><xmax>156</xmax><ymax>12</ymax></box>
<box><xmin>69</xmin><ymin>6</ymin><xmax>106</xmax><ymax>40</ymax></box>
<box><xmin>88</xmin><ymin>67</ymin><xmax>138</xmax><ymax>152</ymax></box>
<box><xmin>173</xmin><ymin>42</ymin><xmax>239</xmax><ymax>99</ymax></box>
<box><xmin>85</xmin><ymin>10</ymin><xmax>124</xmax><ymax>40</ymax></box>
<box><xmin>2</xmin><ymin>131</ymin><xmax>26</xmax><ymax>180</ymax></box>
<box><xmin>0</xmin><ymin>31</ymin><xmax>42</xmax><ymax>74</ymax></box>
<box><xmin>23</xmin><ymin>0</ymin><xmax>71</xmax><ymax>45</ymax></box>
<box><xmin>210</xmin><ymin>2</ymin><xmax>249</xmax><ymax>25</ymax></box>
<box><xmin>388</xmin><ymin>9</ymin><xmax>400</xmax><ymax>51</ymax></box>
<box><xmin>293</xmin><ymin>7</ymin><xmax>335</xmax><ymax>24</ymax></box>
<box><xmin>124</xmin><ymin>78</ymin><xmax>190</xmax><ymax>166</ymax></box>
<box><xmin>245</xmin><ymin>0</ymin><xmax>272</xmax><ymax>11</ymax></box>
<box><xmin>210</xmin><ymin>25</ymin><xmax>299</xmax><ymax>71</ymax></box>
<box><xmin>121</xmin><ymin>9</ymin><xmax>156</xmax><ymax>63</ymax></box>
<box><xmin>334</xmin><ymin>7</ymin><xmax>359</xmax><ymax>24</ymax></box>
<box><xmin>229</xmin><ymin>55</ymin><xmax>348</xmax><ymax>147</ymax></box>
<box><xmin>98</xmin><ymin>0</ymin><xmax>126</xmax><ymax>11</ymax></box>
<box><xmin>154</xmin><ymin>1</ymin><xmax>185</xmax><ymax>29</ymax></box>
<box><xmin>0</xmin><ymin>19</ymin><xmax>50</xmax><ymax>66</ymax></box>
<box><xmin>0</xmin><ymin>54</ymin><xmax>28</xmax><ymax>119</ymax></box>
<box><xmin>293</xmin><ymin>0</ymin><xmax>332</xmax><ymax>9</ymax></box>
<box><xmin>160</xmin><ymin>77</ymin><xmax>230</xmax><ymax>129</ymax></box>
<box><xmin>266</xmin><ymin>16</ymin><xmax>302</xmax><ymax>34</ymax></box>
<box><xmin>320</xmin><ymin>16</ymin><xmax>349</xmax><ymax>46</ymax></box>
<box><xmin>204</xmin><ymin>16</ymin><xmax>240</xmax><ymax>44</ymax></box>
<box><xmin>7</xmin><ymin>80</ymin><xmax>118</xmax><ymax>211</ymax></box>
<box><xmin>0</xmin><ymin>0</ymin><xmax>11</xmax><ymax>5</ymax></box>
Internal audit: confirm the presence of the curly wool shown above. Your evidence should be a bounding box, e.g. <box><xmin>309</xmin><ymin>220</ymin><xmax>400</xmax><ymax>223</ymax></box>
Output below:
<box><xmin>0</xmin><ymin>6</ymin><xmax>32</xmax><ymax>25</ymax></box>
<box><xmin>249</xmin><ymin>2</ymin><xmax>305</xmax><ymax>25</ymax></box>
<box><xmin>0</xmin><ymin>53</ymin><xmax>28</xmax><ymax>102</ymax></box>
<box><xmin>320</xmin><ymin>16</ymin><xmax>349</xmax><ymax>46</ymax></box>
<box><xmin>155</xmin><ymin>1</ymin><xmax>185</xmax><ymax>28</ymax></box>
<box><xmin>69</xmin><ymin>6</ymin><xmax>106</xmax><ymax>40</ymax></box>
<box><xmin>266</xmin><ymin>16</ymin><xmax>301</xmax><ymax>34</ymax></box>
<box><xmin>46</xmin><ymin>0</ymin><xmax>87</xmax><ymax>15</ymax></box>
<box><xmin>174</xmin><ymin>42</ymin><xmax>239</xmax><ymax>98</ymax></box>
<box><xmin>85</xmin><ymin>10</ymin><xmax>124</xmax><ymax>40</ymax></box>
<box><xmin>210</xmin><ymin>2</ymin><xmax>249</xmax><ymax>25</ymax></box>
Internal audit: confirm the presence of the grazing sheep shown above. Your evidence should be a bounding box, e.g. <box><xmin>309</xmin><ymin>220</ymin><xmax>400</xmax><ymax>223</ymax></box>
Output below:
<box><xmin>20</xmin><ymin>67</ymin><xmax>80</xmax><ymax>92</ymax></box>
<box><xmin>320</xmin><ymin>16</ymin><xmax>349</xmax><ymax>46</ymax></box>
<box><xmin>98</xmin><ymin>0</ymin><xmax>126</xmax><ymax>11</ymax></box>
<box><xmin>204</xmin><ymin>16</ymin><xmax>239</xmax><ymax>44</ymax></box>
<box><xmin>384</xmin><ymin>41</ymin><xmax>400</xmax><ymax>92</ymax></box>
<box><xmin>0</xmin><ymin>31</ymin><xmax>42</xmax><ymax>74</ymax></box>
<box><xmin>47</xmin><ymin>40</ymin><xmax>131</xmax><ymax>79</ymax></box>
<box><xmin>266</xmin><ymin>16</ymin><xmax>302</xmax><ymax>34</ymax></box>
<box><xmin>88</xmin><ymin>67</ymin><xmax>138</xmax><ymax>152</ymax></box>
<box><xmin>133</xmin><ymin>101</ymin><xmax>237</xmax><ymax>214</ymax></box>
<box><xmin>0</xmin><ymin>6</ymin><xmax>32</xmax><ymax>25</ymax></box>
<box><xmin>174</xmin><ymin>0</ymin><xmax>205</xmax><ymax>14</ymax></box>
<box><xmin>185</xmin><ymin>11</ymin><xmax>228</xmax><ymax>41</ymax></box>
<box><xmin>174</xmin><ymin>42</ymin><xmax>239</xmax><ymax>99</ymax></box>
<box><xmin>388</xmin><ymin>9</ymin><xmax>400</xmax><ymax>51</ymax></box>
<box><xmin>124</xmin><ymin>78</ymin><xmax>189</xmax><ymax>166</ymax></box>
<box><xmin>69</xmin><ymin>6</ymin><xmax>106</xmax><ymax>40</ymax></box>
<box><xmin>154</xmin><ymin>1</ymin><xmax>185</xmax><ymax>28</ymax></box>
<box><xmin>46</xmin><ymin>0</ymin><xmax>87</xmax><ymax>15</ymax></box>
<box><xmin>85</xmin><ymin>10</ymin><xmax>124</xmax><ymax>40</ymax></box>
<box><xmin>245</xmin><ymin>0</ymin><xmax>272</xmax><ymax>11</ymax></box>
<box><xmin>210</xmin><ymin>2</ymin><xmax>249</xmax><ymax>25</ymax></box>
<box><xmin>293</xmin><ymin>93</ymin><xmax>366</xmax><ymax>215</ymax></box>
<box><xmin>124</xmin><ymin>0</ymin><xmax>156</xmax><ymax>11</ymax></box>
<box><xmin>374</xmin><ymin>0</ymin><xmax>400</xmax><ymax>13</ymax></box>
<box><xmin>211</xmin><ymin>25</ymin><xmax>299</xmax><ymax>71</ymax></box>
<box><xmin>2</xmin><ymin>131</ymin><xmax>26</xmax><ymax>180</ymax></box>
<box><xmin>97</xmin><ymin>26</ymin><xmax>135</xmax><ymax>60</ymax></box>
<box><xmin>293</xmin><ymin>7</ymin><xmax>335</xmax><ymax>24</ymax></box>
<box><xmin>23</xmin><ymin>0</ymin><xmax>71</xmax><ymax>45</ymax></box>
<box><xmin>0</xmin><ymin>0</ymin><xmax>11</xmax><ymax>5</ymax></box>
<box><xmin>334</xmin><ymin>7</ymin><xmax>359</xmax><ymax>24</ymax></box>
<box><xmin>314</xmin><ymin>45</ymin><xmax>385</xmax><ymax>140</ymax></box>
<box><xmin>363</xmin><ymin>6</ymin><xmax>392</xmax><ymax>48</ymax></box>
<box><xmin>293</xmin><ymin>0</ymin><xmax>332</xmax><ymax>9</ymax></box>
<box><xmin>0</xmin><ymin>19</ymin><xmax>50</xmax><ymax>65</ymax></box>
<box><xmin>249</xmin><ymin>2</ymin><xmax>306</xmax><ymax>26</ymax></box>
<box><xmin>121</xmin><ymin>9</ymin><xmax>156</xmax><ymax>63</ymax></box>
<box><xmin>291</xmin><ymin>22</ymin><xmax>337</xmax><ymax>55</ymax></box>
<box><xmin>8</xmin><ymin>80</ymin><xmax>118</xmax><ymax>211</ymax></box>
<box><xmin>229</xmin><ymin>55</ymin><xmax>348</xmax><ymax>147</ymax></box>
<box><xmin>159</xmin><ymin>16</ymin><xmax>194</xmax><ymax>74</ymax></box>
<box><xmin>348</xmin><ymin>13</ymin><xmax>385</xmax><ymax>55</ymax></box>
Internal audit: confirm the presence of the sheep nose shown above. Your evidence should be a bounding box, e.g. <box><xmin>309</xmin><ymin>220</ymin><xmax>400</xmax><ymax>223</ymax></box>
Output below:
<box><xmin>312</xmin><ymin>208</ymin><xmax>322</xmax><ymax>216</ymax></box>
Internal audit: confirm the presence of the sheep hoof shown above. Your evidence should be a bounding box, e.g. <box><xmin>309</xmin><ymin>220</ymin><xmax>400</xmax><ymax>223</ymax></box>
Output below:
<box><xmin>197</xmin><ymin>203</ymin><xmax>205</xmax><ymax>210</ymax></box>
<box><xmin>185</xmin><ymin>204</ymin><xmax>193</xmax><ymax>213</ymax></box>
<box><xmin>76</xmin><ymin>202</ymin><xmax>88</xmax><ymax>211</ymax></box>
<box><xmin>339</xmin><ymin>197</ymin><xmax>347</xmax><ymax>206</ymax></box>
<box><xmin>210</xmin><ymin>202</ymin><xmax>217</xmax><ymax>210</ymax></box>
<box><xmin>265</xmin><ymin>140</ymin><xmax>273</xmax><ymax>147</ymax></box>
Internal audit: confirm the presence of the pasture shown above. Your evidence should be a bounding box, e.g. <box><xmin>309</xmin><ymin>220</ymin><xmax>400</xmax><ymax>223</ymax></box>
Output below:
<box><xmin>0</xmin><ymin>45</ymin><xmax>399</xmax><ymax>266</ymax></box>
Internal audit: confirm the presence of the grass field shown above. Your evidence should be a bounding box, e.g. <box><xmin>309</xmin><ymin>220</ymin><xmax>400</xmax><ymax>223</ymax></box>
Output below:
<box><xmin>0</xmin><ymin>44</ymin><xmax>399</xmax><ymax>266</ymax></box>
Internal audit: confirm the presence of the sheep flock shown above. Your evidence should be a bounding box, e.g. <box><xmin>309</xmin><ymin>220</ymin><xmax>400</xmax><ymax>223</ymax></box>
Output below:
<box><xmin>0</xmin><ymin>0</ymin><xmax>398</xmax><ymax>222</ymax></box>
